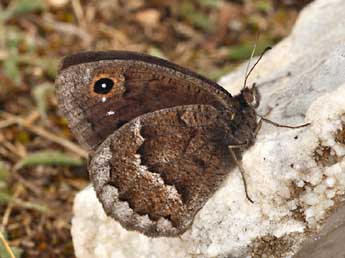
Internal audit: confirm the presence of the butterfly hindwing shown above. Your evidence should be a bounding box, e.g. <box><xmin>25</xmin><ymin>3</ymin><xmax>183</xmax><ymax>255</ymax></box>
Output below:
<box><xmin>89</xmin><ymin>104</ymin><xmax>235</xmax><ymax>237</ymax></box>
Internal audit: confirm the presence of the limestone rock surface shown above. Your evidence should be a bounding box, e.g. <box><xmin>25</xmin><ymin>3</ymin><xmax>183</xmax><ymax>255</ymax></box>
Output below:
<box><xmin>72</xmin><ymin>0</ymin><xmax>345</xmax><ymax>257</ymax></box>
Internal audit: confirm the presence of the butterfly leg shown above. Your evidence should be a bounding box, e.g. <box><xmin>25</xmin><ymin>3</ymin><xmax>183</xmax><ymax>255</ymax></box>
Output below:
<box><xmin>256</xmin><ymin>106</ymin><xmax>310</xmax><ymax>129</ymax></box>
<box><xmin>258</xmin><ymin>115</ymin><xmax>310</xmax><ymax>129</ymax></box>
<box><xmin>228</xmin><ymin>142</ymin><xmax>249</xmax><ymax>149</ymax></box>
<box><xmin>254</xmin><ymin>118</ymin><xmax>263</xmax><ymax>137</ymax></box>
<box><xmin>228</xmin><ymin>147</ymin><xmax>254</xmax><ymax>203</ymax></box>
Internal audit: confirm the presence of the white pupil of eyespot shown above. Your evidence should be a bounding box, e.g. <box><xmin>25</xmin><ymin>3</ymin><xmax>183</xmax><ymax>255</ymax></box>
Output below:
<box><xmin>101</xmin><ymin>83</ymin><xmax>107</xmax><ymax>88</ymax></box>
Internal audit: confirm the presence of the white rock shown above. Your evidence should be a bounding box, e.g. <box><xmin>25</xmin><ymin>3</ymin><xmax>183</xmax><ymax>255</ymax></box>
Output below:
<box><xmin>72</xmin><ymin>0</ymin><xmax>345</xmax><ymax>257</ymax></box>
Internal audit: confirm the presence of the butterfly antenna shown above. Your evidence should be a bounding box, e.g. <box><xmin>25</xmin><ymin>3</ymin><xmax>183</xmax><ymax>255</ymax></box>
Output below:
<box><xmin>243</xmin><ymin>42</ymin><xmax>257</xmax><ymax>89</ymax></box>
<box><xmin>243</xmin><ymin>46</ymin><xmax>272</xmax><ymax>89</ymax></box>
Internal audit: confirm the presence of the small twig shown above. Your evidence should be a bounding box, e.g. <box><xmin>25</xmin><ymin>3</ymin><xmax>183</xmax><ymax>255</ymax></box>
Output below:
<box><xmin>0</xmin><ymin>231</ymin><xmax>16</xmax><ymax>258</ymax></box>
<box><xmin>0</xmin><ymin>112</ymin><xmax>88</xmax><ymax>158</ymax></box>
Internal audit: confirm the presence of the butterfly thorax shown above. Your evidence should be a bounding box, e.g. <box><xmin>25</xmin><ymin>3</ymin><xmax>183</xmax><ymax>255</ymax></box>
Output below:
<box><xmin>221</xmin><ymin>88</ymin><xmax>259</xmax><ymax>148</ymax></box>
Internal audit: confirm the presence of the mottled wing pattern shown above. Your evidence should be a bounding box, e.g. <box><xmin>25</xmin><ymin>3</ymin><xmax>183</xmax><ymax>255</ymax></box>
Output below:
<box><xmin>89</xmin><ymin>104</ymin><xmax>235</xmax><ymax>236</ymax></box>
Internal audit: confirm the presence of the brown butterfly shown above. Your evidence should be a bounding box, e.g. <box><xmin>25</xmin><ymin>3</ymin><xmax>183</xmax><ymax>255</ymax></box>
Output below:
<box><xmin>56</xmin><ymin>51</ymin><xmax>262</xmax><ymax>237</ymax></box>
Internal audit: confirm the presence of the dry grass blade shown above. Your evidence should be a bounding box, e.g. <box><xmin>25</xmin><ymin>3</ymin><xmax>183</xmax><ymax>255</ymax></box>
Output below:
<box><xmin>0</xmin><ymin>231</ymin><xmax>16</xmax><ymax>258</ymax></box>
<box><xmin>41</xmin><ymin>16</ymin><xmax>92</xmax><ymax>46</ymax></box>
<box><xmin>0</xmin><ymin>112</ymin><xmax>87</xmax><ymax>159</ymax></box>
<box><xmin>2</xmin><ymin>187</ymin><xmax>22</xmax><ymax>227</ymax></box>
<box><xmin>0</xmin><ymin>192</ymin><xmax>49</xmax><ymax>213</ymax></box>
<box><xmin>15</xmin><ymin>151</ymin><xmax>84</xmax><ymax>169</ymax></box>
<box><xmin>0</xmin><ymin>119</ymin><xmax>16</xmax><ymax>129</ymax></box>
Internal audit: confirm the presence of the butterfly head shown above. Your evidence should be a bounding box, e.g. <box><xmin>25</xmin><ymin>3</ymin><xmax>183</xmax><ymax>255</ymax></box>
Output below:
<box><xmin>241</xmin><ymin>83</ymin><xmax>260</xmax><ymax>109</ymax></box>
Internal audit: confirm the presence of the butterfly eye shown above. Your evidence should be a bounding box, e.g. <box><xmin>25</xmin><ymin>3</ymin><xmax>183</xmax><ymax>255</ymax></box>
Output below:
<box><xmin>94</xmin><ymin>78</ymin><xmax>114</xmax><ymax>94</ymax></box>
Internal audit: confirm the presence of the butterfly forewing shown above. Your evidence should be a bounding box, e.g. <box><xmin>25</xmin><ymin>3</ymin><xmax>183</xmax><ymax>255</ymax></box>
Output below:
<box><xmin>56</xmin><ymin>51</ymin><xmax>235</xmax><ymax>150</ymax></box>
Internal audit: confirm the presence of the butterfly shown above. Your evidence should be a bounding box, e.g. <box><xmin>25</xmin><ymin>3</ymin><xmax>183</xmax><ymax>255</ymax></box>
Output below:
<box><xmin>56</xmin><ymin>51</ymin><xmax>261</xmax><ymax>237</ymax></box>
